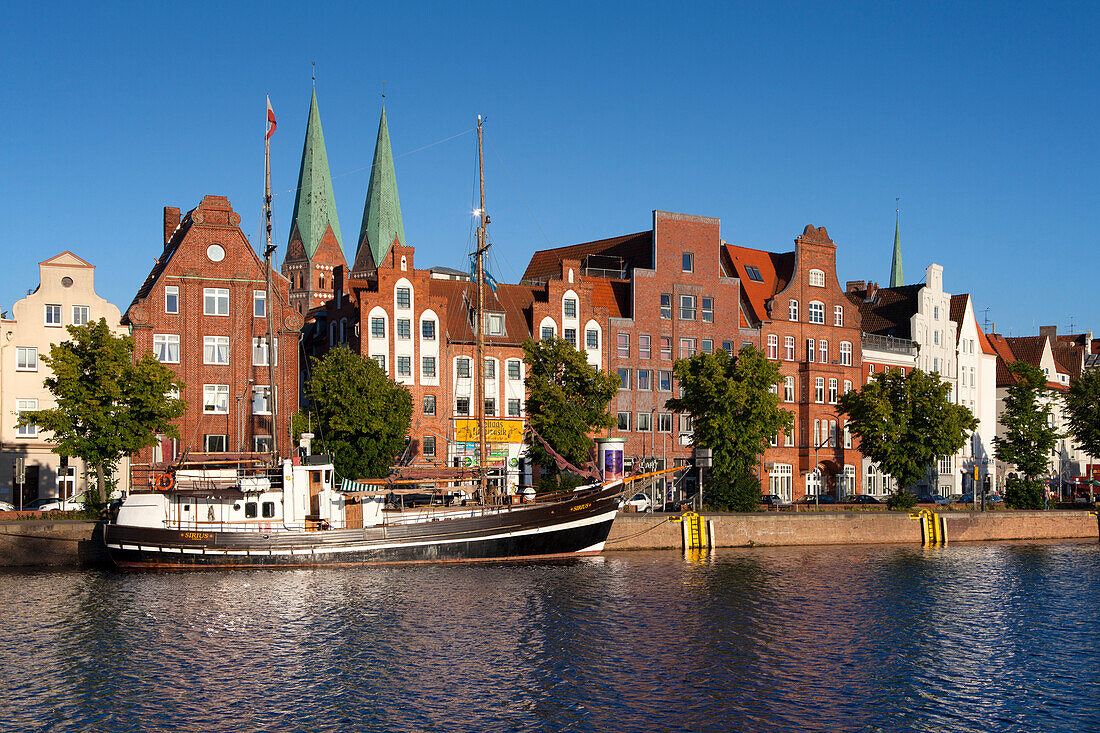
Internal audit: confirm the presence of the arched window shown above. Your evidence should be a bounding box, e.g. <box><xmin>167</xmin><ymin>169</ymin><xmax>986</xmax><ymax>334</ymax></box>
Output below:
<box><xmin>319</xmin><ymin>273</ymin><xmax>326</xmax><ymax>291</ymax></box>
<box><xmin>339</xmin><ymin>318</ymin><xmax>347</xmax><ymax>343</ymax></box>
<box><xmin>840</xmin><ymin>341</ymin><xmax>852</xmax><ymax>366</ymax></box>
<box><xmin>808</xmin><ymin>269</ymin><xmax>825</xmax><ymax>287</ymax></box>
<box><xmin>808</xmin><ymin>301</ymin><xmax>825</xmax><ymax>324</ymax></box>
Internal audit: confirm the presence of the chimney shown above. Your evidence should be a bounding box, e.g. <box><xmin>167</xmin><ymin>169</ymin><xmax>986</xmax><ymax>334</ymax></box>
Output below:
<box><xmin>1039</xmin><ymin>325</ymin><xmax>1057</xmax><ymax>340</ymax></box>
<box><xmin>866</xmin><ymin>282</ymin><xmax>878</xmax><ymax>301</ymax></box>
<box><xmin>163</xmin><ymin>206</ymin><xmax>181</xmax><ymax>245</ymax></box>
<box><xmin>846</xmin><ymin>280</ymin><xmax>866</xmax><ymax>294</ymax></box>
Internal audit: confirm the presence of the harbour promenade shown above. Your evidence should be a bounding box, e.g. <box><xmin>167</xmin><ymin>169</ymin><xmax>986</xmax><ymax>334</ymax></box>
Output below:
<box><xmin>2</xmin><ymin>510</ymin><xmax>1097</xmax><ymax>567</ymax></box>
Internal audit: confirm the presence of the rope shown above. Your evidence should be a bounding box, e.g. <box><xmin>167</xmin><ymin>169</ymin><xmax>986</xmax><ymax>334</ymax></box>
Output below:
<box><xmin>605</xmin><ymin>515</ymin><xmax>677</xmax><ymax>545</ymax></box>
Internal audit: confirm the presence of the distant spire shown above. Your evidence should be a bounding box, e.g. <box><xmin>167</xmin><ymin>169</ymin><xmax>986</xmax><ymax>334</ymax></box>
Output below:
<box><xmin>289</xmin><ymin>88</ymin><xmax>343</xmax><ymax>259</ymax></box>
<box><xmin>354</xmin><ymin>106</ymin><xmax>406</xmax><ymax>270</ymax></box>
<box><xmin>890</xmin><ymin>199</ymin><xmax>904</xmax><ymax>287</ymax></box>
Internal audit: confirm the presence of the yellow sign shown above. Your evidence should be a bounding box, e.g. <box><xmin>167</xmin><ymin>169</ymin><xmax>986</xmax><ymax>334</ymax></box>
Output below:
<box><xmin>454</xmin><ymin>419</ymin><xmax>524</xmax><ymax>443</ymax></box>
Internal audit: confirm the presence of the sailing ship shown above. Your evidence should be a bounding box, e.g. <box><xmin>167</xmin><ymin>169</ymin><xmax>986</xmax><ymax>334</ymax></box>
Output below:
<box><xmin>105</xmin><ymin>113</ymin><xmax>639</xmax><ymax>569</ymax></box>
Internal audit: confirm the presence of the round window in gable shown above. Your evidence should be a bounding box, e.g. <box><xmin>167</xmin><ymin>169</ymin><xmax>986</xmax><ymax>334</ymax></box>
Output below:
<box><xmin>61</xmin><ymin>277</ymin><xmax>73</xmax><ymax>288</ymax></box>
<box><xmin>206</xmin><ymin>244</ymin><xmax>226</xmax><ymax>262</ymax></box>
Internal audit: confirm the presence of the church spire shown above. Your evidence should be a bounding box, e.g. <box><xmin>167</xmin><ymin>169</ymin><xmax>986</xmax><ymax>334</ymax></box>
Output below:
<box><xmin>289</xmin><ymin>88</ymin><xmax>344</xmax><ymax>260</ymax></box>
<box><xmin>353</xmin><ymin>106</ymin><xmax>405</xmax><ymax>271</ymax></box>
<box><xmin>889</xmin><ymin>201</ymin><xmax>904</xmax><ymax>288</ymax></box>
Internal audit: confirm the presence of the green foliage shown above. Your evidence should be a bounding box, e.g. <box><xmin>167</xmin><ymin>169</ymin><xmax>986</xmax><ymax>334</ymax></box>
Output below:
<box><xmin>1064</xmin><ymin>367</ymin><xmax>1100</xmax><ymax>460</ymax></box>
<box><xmin>993</xmin><ymin>361</ymin><xmax>1060</xmax><ymax>481</ymax></box>
<box><xmin>19</xmin><ymin>319</ymin><xmax>185</xmax><ymax>501</ymax></box>
<box><xmin>304</xmin><ymin>347</ymin><xmax>412</xmax><ymax>479</ymax></box>
<box><xmin>1004</xmin><ymin>475</ymin><xmax>1044</xmax><ymax>510</ymax></box>
<box><xmin>523</xmin><ymin>337</ymin><xmax>619</xmax><ymax>474</ymax></box>
<box><xmin>666</xmin><ymin>346</ymin><xmax>791</xmax><ymax>509</ymax></box>
<box><xmin>534</xmin><ymin>471</ymin><xmax>589</xmax><ymax>494</ymax></box>
<box><xmin>886</xmin><ymin>490</ymin><xmax>918</xmax><ymax>511</ymax></box>
<box><xmin>838</xmin><ymin>368</ymin><xmax>976</xmax><ymax>492</ymax></box>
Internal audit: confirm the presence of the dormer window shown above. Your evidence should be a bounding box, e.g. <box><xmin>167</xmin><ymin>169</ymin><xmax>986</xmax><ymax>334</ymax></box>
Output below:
<box><xmin>483</xmin><ymin>312</ymin><xmax>505</xmax><ymax>336</ymax></box>
<box><xmin>809</xmin><ymin>269</ymin><xmax>825</xmax><ymax>287</ymax></box>
<box><xmin>744</xmin><ymin>265</ymin><xmax>763</xmax><ymax>282</ymax></box>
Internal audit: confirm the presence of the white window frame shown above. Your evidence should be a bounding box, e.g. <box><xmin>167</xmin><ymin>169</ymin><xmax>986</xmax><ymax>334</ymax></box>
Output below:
<box><xmin>808</xmin><ymin>301</ymin><xmax>825</xmax><ymax>324</ymax></box>
<box><xmin>808</xmin><ymin>269</ymin><xmax>825</xmax><ymax>287</ymax></box>
<box><xmin>839</xmin><ymin>341</ymin><xmax>852</xmax><ymax>366</ymax></box>
<box><xmin>204</xmin><ymin>336</ymin><xmax>230</xmax><ymax>365</ymax></box>
<box><xmin>45</xmin><ymin>304</ymin><xmax>62</xmax><ymax>326</ymax></box>
<box><xmin>252</xmin><ymin>385</ymin><xmax>272</xmax><ymax>415</ymax></box>
<box><xmin>164</xmin><ymin>286</ymin><xmax>179</xmax><ymax>314</ymax></box>
<box><xmin>203</xmin><ymin>288</ymin><xmax>229</xmax><ymax>316</ymax></box>
<box><xmin>789</xmin><ymin>300</ymin><xmax>798</xmax><ymax>322</ymax></box>
<box><xmin>71</xmin><ymin>305</ymin><xmax>90</xmax><ymax>325</ymax></box>
<box><xmin>16</xmin><ymin>347</ymin><xmax>37</xmax><ymax>371</ymax></box>
<box><xmin>834</xmin><ymin>305</ymin><xmax>844</xmax><ymax>326</ymax></box>
<box><xmin>253</xmin><ymin>290</ymin><xmax>266</xmax><ymax>318</ymax></box>
<box><xmin>203</xmin><ymin>384</ymin><xmax>230</xmax><ymax>414</ymax></box>
<box><xmin>16</xmin><ymin>398</ymin><xmax>38</xmax><ymax>437</ymax></box>
<box><xmin>154</xmin><ymin>334</ymin><xmax>180</xmax><ymax>364</ymax></box>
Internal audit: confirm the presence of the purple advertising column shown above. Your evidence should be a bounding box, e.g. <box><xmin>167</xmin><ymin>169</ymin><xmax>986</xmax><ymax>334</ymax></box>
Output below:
<box><xmin>596</xmin><ymin>438</ymin><xmax>626</xmax><ymax>482</ymax></box>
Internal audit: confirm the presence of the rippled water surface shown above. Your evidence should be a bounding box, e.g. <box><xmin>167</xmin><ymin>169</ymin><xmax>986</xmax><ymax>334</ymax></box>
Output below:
<box><xmin>2</xmin><ymin>541</ymin><xmax>1099</xmax><ymax>732</ymax></box>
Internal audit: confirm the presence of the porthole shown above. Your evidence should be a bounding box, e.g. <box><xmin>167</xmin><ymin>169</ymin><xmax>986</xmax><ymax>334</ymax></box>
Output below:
<box><xmin>206</xmin><ymin>244</ymin><xmax>226</xmax><ymax>262</ymax></box>
<box><xmin>61</xmin><ymin>277</ymin><xmax>73</xmax><ymax>288</ymax></box>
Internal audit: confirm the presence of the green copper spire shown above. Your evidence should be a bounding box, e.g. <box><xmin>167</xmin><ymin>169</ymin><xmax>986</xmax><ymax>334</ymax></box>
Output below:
<box><xmin>889</xmin><ymin>212</ymin><xmax>904</xmax><ymax>287</ymax></box>
<box><xmin>291</xmin><ymin>89</ymin><xmax>344</xmax><ymax>259</ymax></box>
<box><xmin>356</xmin><ymin>106</ymin><xmax>405</xmax><ymax>268</ymax></box>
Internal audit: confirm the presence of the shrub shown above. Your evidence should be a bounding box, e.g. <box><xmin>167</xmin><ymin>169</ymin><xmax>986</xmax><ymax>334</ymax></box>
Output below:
<box><xmin>1004</xmin><ymin>476</ymin><xmax>1043</xmax><ymax>510</ymax></box>
<box><xmin>886</xmin><ymin>490</ymin><xmax>918</xmax><ymax>511</ymax></box>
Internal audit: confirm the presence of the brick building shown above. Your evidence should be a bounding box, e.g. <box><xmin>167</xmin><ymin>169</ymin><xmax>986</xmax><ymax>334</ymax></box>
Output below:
<box><xmin>123</xmin><ymin>195</ymin><xmax>300</xmax><ymax>475</ymax></box>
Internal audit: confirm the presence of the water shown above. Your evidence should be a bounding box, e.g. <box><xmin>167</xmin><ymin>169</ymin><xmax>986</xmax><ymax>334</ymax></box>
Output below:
<box><xmin>2</xmin><ymin>541</ymin><xmax>1099</xmax><ymax>733</ymax></box>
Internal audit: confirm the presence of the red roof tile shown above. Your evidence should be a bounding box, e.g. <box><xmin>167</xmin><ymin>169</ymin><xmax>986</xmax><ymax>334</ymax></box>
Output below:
<box><xmin>722</xmin><ymin>243</ymin><xmax>793</xmax><ymax>324</ymax></box>
<box><xmin>522</xmin><ymin>231</ymin><xmax>653</xmax><ymax>282</ymax></box>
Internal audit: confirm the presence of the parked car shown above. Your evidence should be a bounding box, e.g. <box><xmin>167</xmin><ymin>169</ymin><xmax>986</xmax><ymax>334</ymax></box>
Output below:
<box><xmin>0</xmin><ymin>501</ymin><xmax>14</xmax><ymax>512</ymax></box>
<box><xmin>916</xmin><ymin>494</ymin><xmax>950</xmax><ymax>505</ymax></box>
<box><xmin>621</xmin><ymin>493</ymin><xmax>652</xmax><ymax>512</ymax></box>
<box><xmin>20</xmin><ymin>498</ymin><xmax>59</xmax><ymax>511</ymax></box>
<box><xmin>847</xmin><ymin>495</ymin><xmax>881</xmax><ymax>504</ymax></box>
<box><xmin>797</xmin><ymin>494</ymin><xmax>837</xmax><ymax>505</ymax></box>
<box><xmin>759</xmin><ymin>493</ymin><xmax>790</xmax><ymax>507</ymax></box>
<box><xmin>35</xmin><ymin>491</ymin><xmax>95</xmax><ymax>512</ymax></box>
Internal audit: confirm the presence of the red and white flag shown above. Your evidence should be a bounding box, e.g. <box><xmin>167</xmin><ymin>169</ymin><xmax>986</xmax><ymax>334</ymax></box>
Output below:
<box><xmin>266</xmin><ymin>96</ymin><xmax>277</xmax><ymax>139</ymax></box>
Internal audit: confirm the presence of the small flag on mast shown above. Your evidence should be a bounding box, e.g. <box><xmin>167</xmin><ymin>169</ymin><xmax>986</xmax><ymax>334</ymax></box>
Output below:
<box><xmin>266</xmin><ymin>96</ymin><xmax>277</xmax><ymax>139</ymax></box>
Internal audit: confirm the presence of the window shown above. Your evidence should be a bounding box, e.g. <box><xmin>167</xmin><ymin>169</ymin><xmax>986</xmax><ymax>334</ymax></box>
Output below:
<box><xmin>484</xmin><ymin>399</ymin><xmax>496</xmax><ymax>417</ymax></box>
<box><xmin>840</xmin><ymin>341</ymin><xmax>852</xmax><ymax>366</ymax></box>
<box><xmin>844</xmin><ymin>423</ymin><xmax>852</xmax><ymax>449</ymax></box>
<box><xmin>933</xmin><ymin>357</ymin><xmax>940</xmax><ymax>372</ymax></box>
<box><xmin>397</xmin><ymin>319</ymin><xmax>411</xmax><ymax>340</ymax></box>
<box><xmin>617</xmin><ymin>333</ymin><xmax>630</xmax><ymax>358</ymax></box>
<box><xmin>844</xmin><ymin>379</ymin><xmax>852</xmax><ymax>394</ymax></box>
<box><xmin>770</xmin><ymin>464</ymin><xmax>793</xmax><ymax>501</ymax></box>
<box><xmin>423</xmin><ymin>395</ymin><xmax>436</xmax><ymax>415</ymax></box>
<box><xmin>701</xmin><ymin>340</ymin><xmax>713</xmax><ymax>354</ymax></box>
<box><xmin>507</xmin><ymin>360</ymin><xmax>521</xmax><ymax>381</ymax></box>
<box><xmin>660</xmin><ymin>294</ymin><xmax>672</xmax><ymax>320</ymax></box>
<box><xmin>204</xmin><ymin>434</ymin><xmax>228</xmax><ymax>453</ymax></box>
<box><xmin>785</xmin><ymin>336</ymin><xmax>795</xmax><ymax>361</ymax></box>
<box><xmin>770</xmin><ymin>431</ymin><xmax>778</xmax><ymax>447</ymax></box>
<box><xmin>204</xmin><ymin>336</ymin><xmax>229</xmax><ymax>365</ymax></box>
<box><xmin>153</xmin><ymin>335</ymin><xmax>179</xmax><ymax>364</ymax></box>
<box><xmin>16</xmin><ymin>347</ymin><xmax>38</xmax><ymax>371</ymax></box>
<box><xmin>397</xmin><ymin>356</ymin><xmax>412</xmax><ymax>377</ymax></box>
<box><xmin>422</xmin><ymin>356</ymin><xmax>437</xmax><ymax>378</ymax></box>
<box><xmin>938</xmin><ymin>455</ymin><xmax>953</xmax><ymax>474</ymax></box>
<box><xmin>45</xmin><ymin>304</ymin><xmax>62</xmax><ymax>326</ymax></box>
<box><xmin>789</xmin><ymin>300</ymin><xmax>798</xmax><ymax>322</ymax></box>
<box><xmin>564</xmin><ymin>328</ymin><xmax>577</xmax><ymax>347</ymax></box>
<box><xmin>934</xmin><ymin>330</ymin><xmax>940</xmax><ymax>345</ymax></box>
<box><xmin>485</xmin><ymin>313</ymin><xmax>504</xmax><ymax>336</ymax></box>
<box><xmin>423</xmin><ymin>436</ymin><xmax>436</xmax><ymax>458</ymax></box>
<box><xmin>484</xmin><ymin>359</ymin><xmax>495</xmax><ymax>380</ymax></box>
<box><xmin>806</xmin><ymin>338</ymin><xmax>815</xmax><ymax>363</ymax></box>
<box><xmin>254</xmin><ymin>436</ymin><xmax>273</xmax><ymax>453</ymax></box>
<box><xmin>252</xmin><ymin>337</ymin><xmax>277</xmax><ymax>366</ymax></box>
<box><xmin>657</xmin><ymin>413</ymin><xmax>672</xmax><ymax>432</ymax></box>
<box><xmin>829</xmin><ymin>421</ymin><xmax>838</xmax><ymax>448</ymax></box>
<box><xmin>586</xmin><ymin>330</ymin><xmax>599</xmax><ymax>349</ymax></box>
<box><xmin>808</xmin><ymin>301</ymin><xmax>825</xmax><ymax>324</ymax></box>
<box><xmin>819</xmin><ymin>340</ymin><xmax>828</xmax><ymax>364</ymax></box>
<box><xmin>372</xmin><ymin>355</ymin><xmax>386</xmax><ymax>373</ymax></box>
<box><xmin>203</xmin><ymin>288</ymin><xmax>229</xmax><ymax>316</ymax></box>
<box><xmin>16</xmin><ymin>399</ymin><xmax>38</xmax><ymax>436</ymax></box>
<box><xmin>829</xmin><ymin>378</ymin><xmax>838</xmax><ymax>404</ymax></box>
<box><xmin>701</xmin><ymin>297</ymin><xmax>713</xmax><ymax>323</ymax></box>
<box><xmin>637</xmin><ymin>412</ymin><xmax>652</xmax><ymax>432</ymax></box>
<box><xmin>660</xmin><ymin>337</ymin><xmax>672</xmax><ymax>360</ymax></box>
<box><xmin>867</xmin><ymin>465</ymin><xmax>877</xmax><ymax>495</ymax></box>
<box><xmin>784</xmin><ymin>421</ymin><xmax>794</xmax><ymax>446</ymax></box>
<box><xmin>165</xmin><ymin>286</ymin><xmax>179</xmax><ymax>314</ymax></box>
<box><xmin>679</xmin><ymin>294</ymin><xmax>696</xmax><ymax>321</ymax></box>
<box><xmin>507</xmin><ymin>398</ymin><xmax>521</xmax><ymax>417</ymax></box>
<box><xmin>834</xmin><ymin>305</ymin><xmax>844</xmax><ymax>326</ymax></box>
<box><xmin>617</xmin><ymin>368</ymin><xmax>631</xmax><ymax>390</ymax></box>
<box><xmin>70</xmin><ymin>305</ymin><xmax>89</xmax><ymax>325</ymax></box>
<box><xmin>813</xmin><ymin>419</ymin><xmax>821</xmax><ymax>447</ymax></box>
<box><xmin>203</xmin><ymin>385</ymin><xmax>230</xmax><ymax>414</ymax></box>
<box><xmin>767</xmin><ymin>335</ymin><xmax>778</xmax><ymax>359</ymax></box>
<box><xmin>541</xmin><ymin>325</ymin><xmax>554</xmax><ymax>340</ymax></box>
<box><xmin>785</xmin><ymin>376</ymin><xmax>795</xmax><ymax>402</ymax></box>
<box><xmin>457</xmin><ymin>358</ymin><xmax>471</xmax><ymax>379</ymax></box>
<box><xmin>682</xmin><ymin>252</ymin><xmax>694</xmax><ymax>272</ymax></box>
<box><xmin>658</xmin><ymin>370</ymin><xmax>673</xmax><ymax>391</ymax></box>
<box><xmin>617</xmin><ymin>412</ymin><xmax>631</xmax><ymax>431</ymax></box>
<box><xmin>422</xmin><ymin>319</ymin><xmax>436</xmax><ymax>340</ymax></box>
<box><xmin>679</xmin><ymin>338</ymin><xmax>696</xmax><ymax>359</ymax></box>
<box><xmin>253</xmin><ymin>291</ymin><xmax>266</xmax><ymax>318</ymax></box>
<box><xmin>456</xmin><ymin>397</ymin><xmax>470</xmax><ymax>415</ymax></box>
<box><xmin>252</xmin><ymin>385</ymin><xmax>271</xmax><ymax>415</ymax></box>
<box><xmin>637</xmin><ymin>335</ymin><xmax>650</xmax><ymax>359</ymax></box>
<box><xmin>563</xmin><ymin>298</ymin><xmax>577</xmax><ymax>318</ymax></box>
<box><xmin>680</xmin><ymin>414</ymin><xmax>693</xmax><ymax>433</ymax></box>
<box><xmin>637</xmin><ymin>369</ymin><xmax>652</xmax><ymax>391</ymax></box>
<box><xmin>396</xmin><ymin>287</ymin><xmax>411</xmax><ymax>309</ymax></box>
<box><xmin>933</xmin><ymin>305</ymin><xmax>939</xmax><ymax>320</ymax></box>
<box><xmin>742</xmin><ymin>265</ymin><xmax>763</xmax><ymax>282</ymax></box>
<box><xmin>371</xmin><ymin>318</ymin><xmax>385</xmax><ymax>338</ymax></box>
<box><xmin>815</xmin><ymin>377</ymin><xmax>825</xmax><ymax>403</ymax></box>
<box><xmin>809</xmin><ymin>269</ymin><xmax>825</xmax><ymax>287</ymax></box>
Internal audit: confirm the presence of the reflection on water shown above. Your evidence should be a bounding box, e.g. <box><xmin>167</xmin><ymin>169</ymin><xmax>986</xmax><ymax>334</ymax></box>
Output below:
<box><xmin>1</xmin><ymin>542</ymin><xmax>1098</xmax><ymax>732</ymax></box>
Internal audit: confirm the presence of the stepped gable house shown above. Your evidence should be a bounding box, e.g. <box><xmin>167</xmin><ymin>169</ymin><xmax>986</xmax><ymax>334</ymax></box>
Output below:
<box><xmin>123</xmin><ymin>195</ymin><xmax>300</xmax><ymax>471</ymax></box>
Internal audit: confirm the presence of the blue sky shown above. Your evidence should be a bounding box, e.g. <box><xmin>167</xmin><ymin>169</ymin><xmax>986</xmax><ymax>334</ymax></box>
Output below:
<box><xmin>3</xmin><ymin>2</ymin><xmax>1097</xmax><ymax>337</ymax></box>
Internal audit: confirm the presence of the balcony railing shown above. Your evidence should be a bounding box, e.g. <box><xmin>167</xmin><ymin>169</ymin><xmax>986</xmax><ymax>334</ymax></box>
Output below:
<box><xmin>862</xmin><ymin>333</ymin><xmax>918</xmax><ymax>355</ymax></box>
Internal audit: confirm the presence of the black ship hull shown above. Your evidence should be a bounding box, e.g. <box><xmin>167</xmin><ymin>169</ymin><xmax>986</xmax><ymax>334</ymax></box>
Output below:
<box><xmin>104</xmin><ymin>484</ymin><xmax>621</xmax><ymax>569</ymax></box>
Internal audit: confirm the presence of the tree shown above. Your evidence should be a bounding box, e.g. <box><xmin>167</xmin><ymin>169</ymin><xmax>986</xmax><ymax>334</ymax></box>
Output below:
<box><xmin>523</xmin><ymin>337</ymin><xmax>619</xmax><ymax>479</ymax></box>
<box><xmin>19</xmin><ymin>319</ymin><xmax>185</xmax><ymax>503</ymax></box>
<box><xmin>993</xmin><ymin>360</ymin><xmax>1060</xmax><ymax>483</ymax></box>
<box><xmin>1064</xmin><ymin>367</ymin><xmax>1100</xmax><ymax>462</ymax></box>
<box><xmin>838</xmin><ymin>368</ymin><xmax>976</xmax><ymax>495</ymax></box>
<box><xmin>665</xmin><ymin>346</ymin><xmax>792</xmax><ymax>512</ymax></box>
<box><xmin>304</xmin><ymin>347</ymin><xmax>412</xmax><ymax>479</ymax></box>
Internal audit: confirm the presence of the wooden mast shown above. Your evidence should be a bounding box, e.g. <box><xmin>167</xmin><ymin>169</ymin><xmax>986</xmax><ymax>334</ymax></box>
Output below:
<box><xmin>264</xmin><ymin>105</ymin><xmax>280</xmax><ymax>461</ymax></box>
<box><xmin>475</xmin><ymin>115</ymin><xmax>490</xmax><ymax>501</ymax></box>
